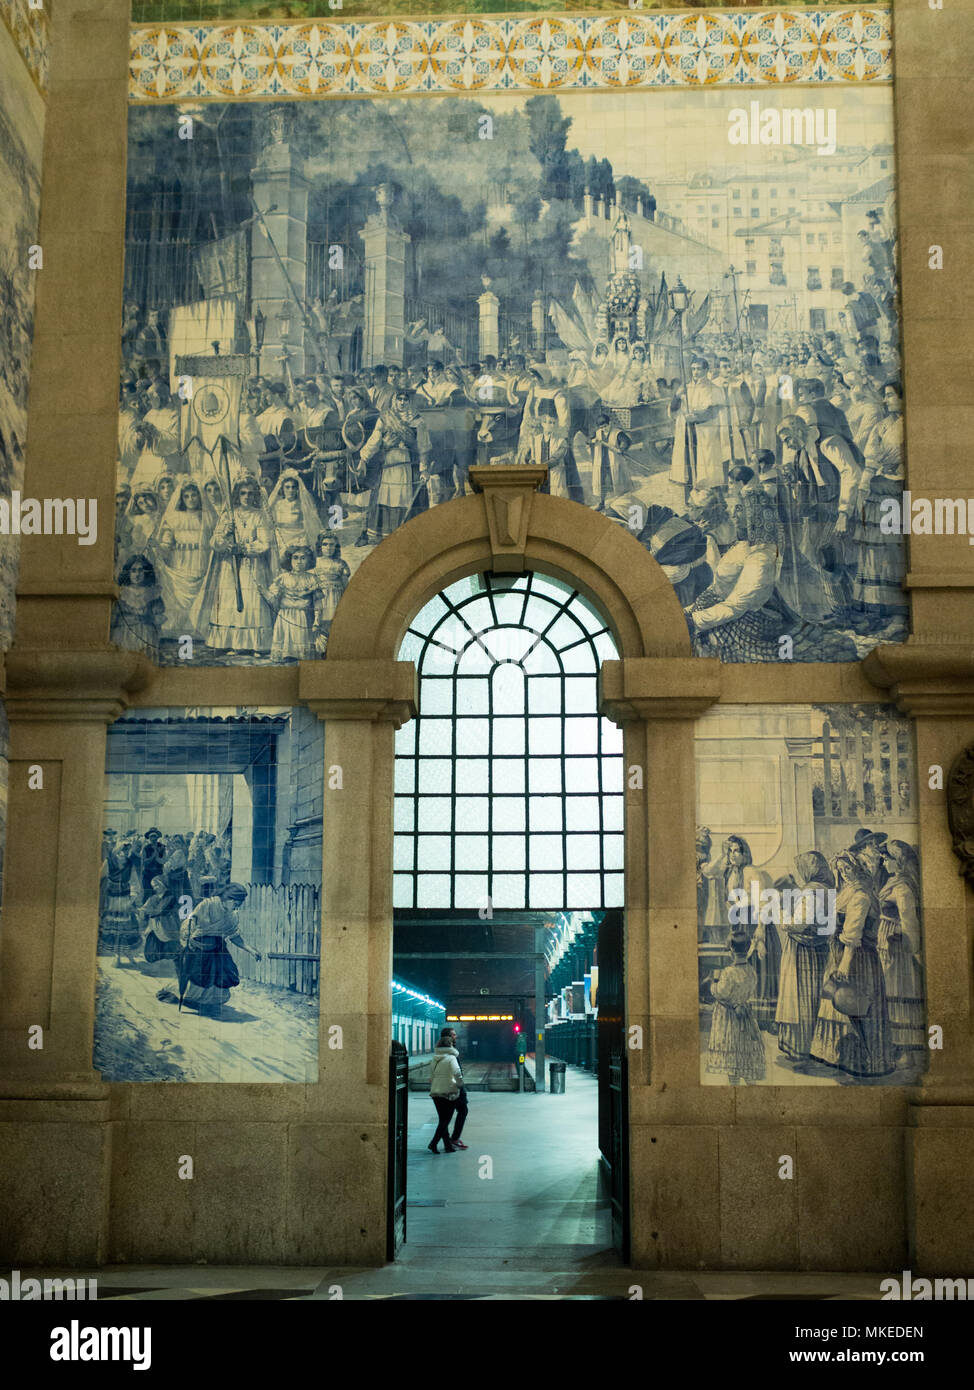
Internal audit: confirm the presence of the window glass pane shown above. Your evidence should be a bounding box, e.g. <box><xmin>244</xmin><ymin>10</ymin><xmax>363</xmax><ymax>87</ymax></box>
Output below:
<box><xmin>494</xmin><ymin>837</ymin><xmax>526</xmax><ymax>871</ymax></box>
<box><xmin>491</xmin><ymin>663</ymin><xmax>525</xmax><ymax>712</ymax></box>
<box><xmin>407</xmin><ymin>592</ymin><xmax>449</xmax><ymax>637</ymax></box>
<box><xmin>455</xmin><ymin>836</ymin><xmax>488</xmax><ymax>871</ymax></box>
<box><xmin>454</xmin><ymin>717</ymin><xmax>489</xmax><ymax>757</ymax></box>
<box><xmin>529</xmin><ymin>795</ymin><xmax>563</xmax><ymax>832</ymax></box>
<box><xmin>417</xmin><ymin>874</ymin><xmax>451</xmax><ymax>908</ymax></box>
<box><xmin>492</xmin><ymin>718</ymin><xmax>525</xmax><ymax>756</ymax></box>
<box><xmin>564</xmin><ymin>717</ymin><xmax>599</xmax><ymax>755</ymax></box>
<box><xmin>529</xmin><ymin>759</ymin><xmax>562</xmax><ymax>794</ymax></box>
<box><xmin>417</xmin><ymin>798</ymin><xmax>451</xmax><ymax>833</ymax></box>
<box><xmin>566</xmin><ymin>873</ymin><xmax>602</xmax><ymax>907</ymax></box>
<box><xmin>399</xmin><ymin>630</ymin><xmax>425</xmax><ymax>664</ymax></box>
<box><xmin>566</xmin><ymin>834</ymin><xmax>602</xmax><ymax>869</ymax></box>
<box><xmin>521</xmin><ymin>641</ymin><xmax>560</xmax><ymax>675</ymax></box>
<box><xmin>527</xmin><ymin>676</ymin><xmax>561</xmax><ymax>714</ymax></box>
<box><xmin>393</xmin><ymin>874</ymin><xmax>414</xmax><ymax>908</ymax></box>
<box><xmin>393</xmin><ymin>839</ymin><xmax>414</xmax><ymax>871</ymax></box>
<box><xmin>491</xmin><ymin>873</ymin><xmax>525</xmax><ymax>908</ymax></box>
<box><xmin>602</xmin><ymin>795</ymin><xmax>624</xmax><ymax>832</ymax></box>
<box><xmin>493</xmin><ymin>797</ymin><xmax>526</xmax><ymax>831</ymax></box>
<box><xmin>484</xmin><ymin>628</ymin><xmax>534</xmax><ymax>664</ymax></box>
<box><xmin>565</xmin><ymin>795</ymin><xmax>601</xmax><ymax>831</ymax></box>
<box><xmin>529</xmin><ymin>834</ymin><xmax>564</xmax><ymax>871</ymax></box>
<box><xmin>603</xmin><ymin>873</ymin><xmax>625</xmax><ymax>908</ymax></box>
<box><xmin>529</xmin><ymin>574</ymin><xmax>573</xmax><ymax>605</ymax></box>
<box><xmin>442</xmin><ymin>576</ymin><xmax>484</xmax><ymax>606</ymax></box>
<box><xmin>603</xmin><ymin>835</ymin><xmax>625</xmax><ymax>871</ymax></box>
<box><xmin>456</xmin><ymin>758</ymin><xmax>489</xmax><ymax>794</ymax></box>
<box><xmin>492</xmin><ymin>760</ymin><xmax>525</xmax><ymax>795</ymax></box>
<box><xmin>435</xmin><ymin>615</ymin><xmax>472</xmax><ymax>654</ymax></box>
<box><xmin>564</xmin><ymin>677</ymin><xmax>597</xmax><ymax>713</ymax></box>
<box><xmin>565</xmin><ymin>759</ymin><xmax>600</xmax><ymax>794</ymax></box>
<box><xmin>491</xmin><ymin>592</ymin><xmax>527</xmax><ymax>627</ymax></box>
<box><xmin>416</xmin><ymin>836</ymin><xmax>451</xmax><ymax>872</ymax></box>
<box><xmin>455</xmin><ymin>796</ymin><xmax>489</xmax><ymax>832</ymax></box>
<box><xmin>571</xmin><ymin>596</ymin><xmax>612</xmax><ymax>638</ymax></box>
<box><xmin>454</xmin><ymin>874</ymin><xmax>489</xmax><ymax>909</ymax></box>
<box><xmin>394</xmin><ymin>722</ymin><xmax>415</xmax><ymax>755</ymax></box>
<box><xmin>394</xmin><ymin>758</ymin><xmax>415</xmax><ymax>794</ymax></box>
<box><xmin>601</xmin><ymin>719</ymin><xmax>624</xmax><ymax>755</ymax></box>
<box><xmin>419</xmin><ymin>679</ymin><xmax>453</xmax><ymax>716</ymax></box>
<box><xmin>420</xmin><ymin>642</ymin><xmax>460</xmax><ymax>676</ymax></box>
<box><xmin>528</xmin><ymin>718</ymin><xmax>561</xmax><ymax>756</ymax></box>
<box><xmin>419</xmin><ymin>718</ymin><xmax>452</xmax><ymax>756</ymax></box>
<box><xmin>394</xmin><ymin>798</ymin><xmax>414</xmax><ymax>831</ymax></box>
<box><xmin>417</xmin><ymin>759</ymin><xmax>452</xmax><ymax>794</ymax></box>
<box><xmin>546</xmin><ymin>612</ymin><xmax>587</xmax><ymax>652</ymax></box>
<box><xmin>453</xmin><ymin>596</ymin><xmax>493</xmax><ymax>633</ymax></box>
<box><xmin>455</xmin><ymin>678</ymin><xmax>488</xmax><ymax>715</ymax></box>
<box><xmin>456</xmin><ymin>642</ymin><xmax>493</xmax><ymax>676</ymax></box>
<box><xmin>601</xmin><ymin>756</ymin><xmax>624</xmax><ymax>793</ymax></box>
<box><xmin>593</xmin><ymin>631</ymin><xmax>619</xmax><ymax>663</ymax></box>
<box><xmin>530</xmin><ymin>874</ymin><xmax>564</xmax><ymax>909</ymax></box>
<box><xmin>560</xmin><ymin>641</ymin><xmax>597</xmax><ymax>674</ymax></box>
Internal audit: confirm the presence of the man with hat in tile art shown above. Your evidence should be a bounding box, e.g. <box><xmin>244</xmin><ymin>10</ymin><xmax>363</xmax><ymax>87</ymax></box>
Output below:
<box><xmin>849</xmin><ymin>828</ymin><xmax>889</xmax><ymax>895</ymax></box>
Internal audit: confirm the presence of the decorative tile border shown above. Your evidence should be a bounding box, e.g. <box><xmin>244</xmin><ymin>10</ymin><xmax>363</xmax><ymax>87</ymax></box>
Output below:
<box><xmin>1</xmin><ymin>0</ymin><xmax>50</xmax><ymax>94</ymax></box>
<box><xmin>130</xmin><ymin>6</ymin><xmax>891</xmax><ymax>101</ymax></box>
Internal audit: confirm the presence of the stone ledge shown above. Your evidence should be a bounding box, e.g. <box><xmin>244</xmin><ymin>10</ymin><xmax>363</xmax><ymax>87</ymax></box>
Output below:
<box><xmin>600</xmin><ymin>657</ymin><xmax>721</xmax><ymax>722</ymax></box>
<box><xmin>4</xmin><ymin>648</ymin><xmax>153</xmax><ymax>721</ymax></box>
<box><xmin>862</xmin><ymin>642</ymin><xmax>974</xmax><ymax>716</ymax></box>
<box><xmin>298</xmin><ymin>657</ymin><xmax>417</xmax><ymax>726</ymax></box>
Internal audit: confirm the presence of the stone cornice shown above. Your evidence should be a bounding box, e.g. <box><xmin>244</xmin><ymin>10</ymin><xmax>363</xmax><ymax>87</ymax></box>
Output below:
<box><xmin>4</xmin><ymin>648</ymin><xmax>154</xmax><ymax>721</ymax></box>
<box><xmin>600</xmin><ymin>657</ymin><xmax>721</xmax><ymax>723</ymax></box>
<box><xmin>862</xmin><ymin>642</ymin><xmax>974</xmax><ymax>717</ymax></box>
<box><xmin>298</xmin><ymin>658</ymin><xmax>417</xmax><ymax>727</ymax></box>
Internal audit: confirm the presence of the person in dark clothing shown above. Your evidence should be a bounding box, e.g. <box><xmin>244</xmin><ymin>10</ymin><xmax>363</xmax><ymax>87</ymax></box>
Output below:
<box><xmin>428</xmin><ymin>1028</ymin><xmax>463</xmax><ymax>1153</ymax></box>
<box><xmin>443</xmin><ymin>1026</ymin><xmax>469</xmax><ymax>1149</ymax></box>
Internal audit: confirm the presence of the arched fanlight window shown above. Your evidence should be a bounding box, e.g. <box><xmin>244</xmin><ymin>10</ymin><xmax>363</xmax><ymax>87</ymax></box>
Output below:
<box><xmin>394</xmin><ymin>572</ymin><xmax>624</xmax><ymax>911</ymax></box>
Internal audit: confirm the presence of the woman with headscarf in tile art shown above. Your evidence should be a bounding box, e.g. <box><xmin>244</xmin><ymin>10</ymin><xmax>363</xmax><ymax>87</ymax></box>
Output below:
<box><xmin>171</xmin><ymin>882</ymin><xmax>262</xmax><ymax>1014</ymax></box>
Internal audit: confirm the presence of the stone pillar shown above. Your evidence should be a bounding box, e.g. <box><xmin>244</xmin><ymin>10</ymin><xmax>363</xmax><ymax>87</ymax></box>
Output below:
<box><xmin>478</xmin><ymin>278</ymin><xmax>500</xmax><ymax>362</ymax></box>
<box><xmin>359</xmin><ymin>184</ymin><xmax>409</xmax><ymax>368</ymax></box>
<box><xmin>250</xmin><ymin>106</ymin><xmax>309</xmax><ymax>379</ymax></box>
<box><xmin>863</xmin><ymin>644</ymin><xmax>974</xmax><ymax>1273</ymax></box>
<box><xmin>298</xmin><ymin>658</ymin><xmax>416</xmax><ymax>1264</ymax></box>
<box><xmin>583</xmin><ymin>189</ymin><xmax>593</xmax><ymax>221</ymax></box>
<box><xmin>600</xmin><ymin>657</ymin><xmax>721</xmax><ymax>1268</ymax></box>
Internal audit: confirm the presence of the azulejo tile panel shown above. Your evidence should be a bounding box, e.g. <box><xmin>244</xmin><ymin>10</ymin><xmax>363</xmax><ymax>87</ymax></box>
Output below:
<box><xmin>129</xmin><ymin>8</ymin><xmax>892</xmax><ymax>101</ymax></box>
<box><xmin>0</xmin><ymin>0</ymin><xmax>48</xmax><ymax>95</ymax></box>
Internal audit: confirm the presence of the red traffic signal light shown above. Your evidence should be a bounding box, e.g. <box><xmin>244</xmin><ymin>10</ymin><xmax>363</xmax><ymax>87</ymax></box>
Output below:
<box><xmin>513</xmin><ymin>1023</ymin><xmax>521</xmax><ymax>1033</ymax></box>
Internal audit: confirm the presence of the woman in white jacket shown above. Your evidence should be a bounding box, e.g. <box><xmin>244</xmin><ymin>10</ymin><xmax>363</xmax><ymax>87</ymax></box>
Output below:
<box><xmin>428</xmin><ymin>1032</ymin><xmax>463</xmax><ymax>1154</ymax></box>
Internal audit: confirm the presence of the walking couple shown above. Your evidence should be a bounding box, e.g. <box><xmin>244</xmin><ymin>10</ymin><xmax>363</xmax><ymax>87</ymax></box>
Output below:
<box><xmin>428</xmin><ymin>1027</ymin><xmax>469</xmax><ymax>1154</ymax></box>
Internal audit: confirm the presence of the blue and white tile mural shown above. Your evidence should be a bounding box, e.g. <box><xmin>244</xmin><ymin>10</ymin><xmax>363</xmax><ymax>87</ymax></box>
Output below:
<box><xmin>114</xmin><ymin>85</ymin><xmax>904</xmax><ymax>665</ymax></box>
<box><xmin>696</xmin><ymin>704</ymin><xmax>925</xmax><ymax>1087</ymax></box>
<box><xmin>94</xmin><ymin>706</ymin><xmax>322</xmax><ymax>1082</ymax></box>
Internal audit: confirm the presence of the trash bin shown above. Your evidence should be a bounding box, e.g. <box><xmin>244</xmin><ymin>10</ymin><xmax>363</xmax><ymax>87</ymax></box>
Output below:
<box><xmin>549</xmin><ymin>1061</ymin><xmax>566</xmax><ymax>1094</ymax></box>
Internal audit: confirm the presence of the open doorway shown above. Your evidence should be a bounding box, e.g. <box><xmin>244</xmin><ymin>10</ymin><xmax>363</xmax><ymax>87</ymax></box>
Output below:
<box><xmin>386</xmin><ymin>571</ymin><xmax>629</xmax><ymax>1267</ymax></box>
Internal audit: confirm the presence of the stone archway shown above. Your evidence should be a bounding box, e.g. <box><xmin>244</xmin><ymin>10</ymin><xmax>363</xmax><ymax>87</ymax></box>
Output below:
<box><xmin>325</xmin><ymin>466</ymin><xmax>694</xmax><ymax>664</ymax></box>
<box><xmin>297</xmin><ymin>467</ymin><xmax>720</xmax><ymax>1264</ymax></box>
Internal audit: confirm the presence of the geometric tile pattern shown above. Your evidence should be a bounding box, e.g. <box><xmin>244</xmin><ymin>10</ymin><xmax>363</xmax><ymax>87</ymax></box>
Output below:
<box><xmin>130</xmin><ymin>7</ymin><xmax>891</xmax><ymax>102</ymax></box>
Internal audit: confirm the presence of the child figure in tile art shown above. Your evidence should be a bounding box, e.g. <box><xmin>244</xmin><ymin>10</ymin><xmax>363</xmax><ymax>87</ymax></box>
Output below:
<box><xmin>313</xmin><ymin>531</ymin><xmax>350</xmax><ymax>655</ymax></box>
<box><xmin>260</xmin><ymin>543</ymin><xmax>322</xmax><ymax>661</ymax></box>
<box><xmin>706</xmin><ymin>933</ymin><xmax>766</xmax><ymax>1084</ymax></box>
<box><xmin>111</xmin><ymin>554</ymin><xmax>165</xmax><ymax>660</ymax></box>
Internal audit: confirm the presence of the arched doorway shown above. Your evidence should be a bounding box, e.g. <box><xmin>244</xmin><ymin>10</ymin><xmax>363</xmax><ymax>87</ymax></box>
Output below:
<box><xmin>306</xmin><ymin>467</ymin><xmax>710</xmax><ymax>1268</ymax></box>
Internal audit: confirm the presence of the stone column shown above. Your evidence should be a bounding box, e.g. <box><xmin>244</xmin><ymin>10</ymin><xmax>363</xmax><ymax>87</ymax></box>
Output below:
<box><xmin>359</xmin><ymin>184</ymin><xmax>409</xmax><ymax>368</ymax></box>
<box><xmin>250</xmin><ymin>106</ymin><xmax>309</xmax><ymax>379</ymax></box>
<box><xmin>863</xmin><ymin>644</ymin><xmax>974</xmax><ymax>1272</ymax></box>
<box><xmin>583</xmin><ymin>190</ymin><xmax>593</xmax><ymax>221</ymax></box>
<box><xmin>478</xmin><ymin>277</ymin><xmax>500</xmax><ymax>362</ymax></box>
<box><xmin>297</xmin><ymin>658</ymin><xmax>416</xmax><ymax>1264</ymax></box>
<box><xmin>600</xmin><ymin>657</ymin><xmax>720</xmax><ymax>1267</ymax></box>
